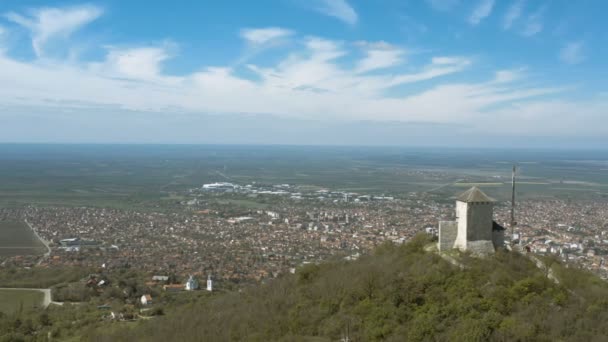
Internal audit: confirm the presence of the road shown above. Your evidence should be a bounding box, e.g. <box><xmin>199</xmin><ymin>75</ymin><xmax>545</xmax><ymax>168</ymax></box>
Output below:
<box><xmin>426</xmin><ymin>179</ymin><xmax>464</xmax><ymax>193</ymax></box>
<box><xmin>24</xmin><ymin>220</ymin><xmax>51</xmax><ymax>265</ymax></box>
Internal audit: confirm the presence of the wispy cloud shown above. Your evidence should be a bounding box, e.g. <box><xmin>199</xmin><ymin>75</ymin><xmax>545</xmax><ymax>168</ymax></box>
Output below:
<box><xmin>5</xmin><ymin>4</ymin><xmax>102</xmax><ymax>57</ymax></box>
<box><xmin>354</xmin><ymin>41</ymin><xmax>404</xmax><ymax>74</ymax></box>
<box><xmin>492</xmin><ymin>68</ymin><xmax>525</xmax><ymax>83</ymax></box>
<box><xmin>503</xmin><ymin>0</ymin><xmax>524</xmax><ymax>30</ymax></box>
<box><xmin>426</xmin><ymin>0</ymin><xmax>460</xmax><ymax>11</ymax></box>
<box><xmin>312</xmin><ymin>0</ymin><xmax>358</xmax><ymax>25</ymax></box>
<box><xmin>0</xmin><ymin>5</ymin><xmax>597</xmax><ymax>139</ymax></box>
<box><xmin>559</xmin><ymin>41</ymin><xmax>586</xmax><ymax>64</ymax></box>
<box><xmin>1</xmin><ymin>22</ymin><xmax>563</xmax><ymax>130</ymax></box>
<box><xmin>240</xmin><ymin>27</ymin><xmax>293</xmax><ymax>45</ymax></box>
<box><xmin>468</xmin><ymin>0</ymin><xmax>495</xmax><ymax>25</ymax></box>
<box><xmin>89</xmin><ymin>46</ymin><xmax>174</xmax><ymax>80</ymax></box>
<box><xmin>521</xmin><ymin>7</ymin><xmax>544</xmax><ymax>36</ymax></box>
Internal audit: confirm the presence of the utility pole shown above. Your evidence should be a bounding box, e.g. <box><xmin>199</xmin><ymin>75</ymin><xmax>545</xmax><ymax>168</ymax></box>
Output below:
<box><xmin>510</xmin><ymin>165</ymin><xmax>517</xmax><ymax>244</ymax></box>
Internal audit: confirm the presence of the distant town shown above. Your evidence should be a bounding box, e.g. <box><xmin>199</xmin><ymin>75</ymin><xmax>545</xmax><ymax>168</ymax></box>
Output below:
<box><xmin>2</xmin><ymin>180</ymin><xmax>608</xmax><ymax>288</ymax></box>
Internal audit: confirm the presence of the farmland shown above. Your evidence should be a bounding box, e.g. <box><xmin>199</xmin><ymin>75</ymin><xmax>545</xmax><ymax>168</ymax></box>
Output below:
<box><xmin>0</xmin><ymin>144</ymin><xmax>607</xmax><ymax>210</ymax></box>
<box><xmin>0</xmin><ymin>220</ymin><xmax>47</xmax><ymax>257</ymax></box>
<box><xmin>0</xmin><ymin>289</ymin><xmax>44</xmax><ymax>314</ymax></box>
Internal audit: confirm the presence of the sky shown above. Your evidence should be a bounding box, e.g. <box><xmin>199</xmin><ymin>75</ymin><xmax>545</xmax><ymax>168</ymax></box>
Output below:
<box><xmin>0</xmin><ymin>0</ymin><xmax>607</xmax><ymax>147</ymax></box>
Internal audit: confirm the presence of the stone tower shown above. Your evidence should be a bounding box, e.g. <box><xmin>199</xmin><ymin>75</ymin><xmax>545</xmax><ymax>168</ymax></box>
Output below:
<box><xmin>438</xmin><ymin>186</ymin><xmax>504</xmax><ymax>255</ymax></box>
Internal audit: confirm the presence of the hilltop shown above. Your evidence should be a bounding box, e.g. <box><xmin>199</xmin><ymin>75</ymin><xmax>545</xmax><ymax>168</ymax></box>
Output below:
<box><xmin>89</xmin><ymin>235</ymin><xmax>608</xmax><ymax>342</ymax></box>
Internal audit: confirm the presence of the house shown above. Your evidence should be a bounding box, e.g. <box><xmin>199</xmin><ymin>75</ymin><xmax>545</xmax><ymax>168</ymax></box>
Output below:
<box><xmin>185</xmin><ymin>275</ymin><xmax>199</xmax><ymax>291</ymax></box>
<box><xmin>163</xmin><ymin>284</ymin><xmax>185</xmax><ymax>292</ymax></box>
<box><xmin>140</xmin><ymin>294</ymin><xmax>153</xmax><ymax>306</ymax></box>
<box><xmin>152</xmin><ymin>275</ymin><xmax>169</xmax><ymax>282</ymax></box>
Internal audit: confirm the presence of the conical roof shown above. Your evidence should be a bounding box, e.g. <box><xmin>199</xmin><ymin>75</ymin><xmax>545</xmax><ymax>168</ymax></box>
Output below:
<box><xmin>456</xmin><ymin>186</ymin><xmax>495</xmax><ymax>203</ymax></box>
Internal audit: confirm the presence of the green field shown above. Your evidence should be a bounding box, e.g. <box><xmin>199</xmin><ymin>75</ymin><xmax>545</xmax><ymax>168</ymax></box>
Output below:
<box><xmin>0</xmin><ymin>145</ymin><xmax>607</xmax><ymax>209</ymax></box>
<box><xmin>0</xmin><ymin>289</ymin><xmax>44</xmax><ymax>314</ymax></box>
<box><xmin>0</xmin><ymin>220</ymin><xmax>47</xmax><ymax>257</ymax></box>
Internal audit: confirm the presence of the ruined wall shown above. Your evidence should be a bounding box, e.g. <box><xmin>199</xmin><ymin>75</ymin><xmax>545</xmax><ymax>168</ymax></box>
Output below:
<box><xmin>438</xmin><ymin>221</ymin><xmax>458</xmax><ymax>251</ymax></box>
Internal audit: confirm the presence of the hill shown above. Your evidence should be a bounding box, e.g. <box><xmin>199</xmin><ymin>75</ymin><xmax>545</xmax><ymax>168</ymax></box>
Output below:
<box><xmin>89</xmin><ymin>235</ymin><xmax>608</xmax><ymax>342</ymax></box>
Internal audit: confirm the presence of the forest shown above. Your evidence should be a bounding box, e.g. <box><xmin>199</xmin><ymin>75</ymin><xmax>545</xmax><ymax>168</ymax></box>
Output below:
<box><xmin>3</xmin><ymin>235</ymin><xmax>608</xmax><ymax>341</ymax></box>
<box><xmin>90</xmin><ymin>235</ymin><xmax>608</xmax><ymax>341</ymax></box>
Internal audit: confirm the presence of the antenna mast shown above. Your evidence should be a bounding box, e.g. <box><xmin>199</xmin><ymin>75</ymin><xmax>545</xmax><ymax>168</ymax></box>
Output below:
<box><xmin>510</xmin><ymin>165</ymin><xmax>517</xmax><ymax>244</ymax></box>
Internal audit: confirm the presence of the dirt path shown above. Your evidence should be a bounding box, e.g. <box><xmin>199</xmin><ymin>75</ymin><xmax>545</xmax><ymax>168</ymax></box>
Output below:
<box><xmin>24</xmin><ymin>220</ymin><xmax>51</xmax><ymax>265</ymax></box>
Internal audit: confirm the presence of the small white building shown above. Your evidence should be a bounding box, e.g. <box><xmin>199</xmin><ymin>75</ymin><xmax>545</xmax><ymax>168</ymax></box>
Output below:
<box><xmin>152</xmin><ymin>275</ymin><xmax>169</xmax><ymax>282</ymax></box>
<box><xmin>185</xmin><ymin>275</ymin><xmax>199</xmax><ymax>291</ymax></box>
<box><xmin>206</xmin><ymin>275</ymin><xmax>213</xmax><ymax>292</ymax></box>
<box><xmin>140</xmin><ymin>294</ymin><xmax>153</xmax><ymax>306</ymax></box>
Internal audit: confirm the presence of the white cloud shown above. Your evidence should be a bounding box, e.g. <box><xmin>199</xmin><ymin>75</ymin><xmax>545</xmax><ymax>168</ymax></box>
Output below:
<box><xmin>0</xmin><ymin>16</ymin><xmax>597</xmax><ymax>138</ymax></box>
<box><xmin>313</xmin><ymin>0</ymin><xmax>358</xmax><ymax>25</ymax></box>
<box><xmin>480</xmin><ymin>99</ymin><xmax>608</xmax><ymax>135</ymax></box>
<box><xmin>355</xmin><ymin>41</ymin><xmax>404</xmax><ymax>74</ymax></box>
<box><xmin>492</xmin><ymin>69</ymin><xmax>525</xmax><ymax>83</ymax></box>
<box><xmin>90</xmin><ymin>46</ymin><xmax>172</xmax><ymax>80</ymax></box>
<box><xmin>431</xmin><ymin>56</ymin><xmax>465</xmax><ymax>65</ymax></box>
<box><xmin>383</xmin><ymin>57</ymin><xmax>470</xmax><ymax>87</ymax></box>
<box><xmin>503</xmin><ymin>0</ymin><xmax>523</xmax><ymax>30</ymax></box>
<box><xmin>0</xmin><ymin>27</ymin><xmax>552</xmax><ymax>129</ymax></box>
<box><xmin>426</xmin><ymin>0</ymin><xmax>460</xmax><ymax>11</ymax></box>
<box><xmin>469</xmin><ymin>0</ymin><xmax>495</xmax><ymax>25</ymax></box>
<box><xmin>240</xmin><ymin>27</ymin><xmax>293</xmax><ymax>45</ymax></box>
<box><xmin>559</xmin><ymin>41</ymin><xmax>586</xmax><ymax>64</ymax></box>
<box><xmin>5</xmin><ymin>4</ymin><xmax>102</xmax><ymax>57</ymax></box>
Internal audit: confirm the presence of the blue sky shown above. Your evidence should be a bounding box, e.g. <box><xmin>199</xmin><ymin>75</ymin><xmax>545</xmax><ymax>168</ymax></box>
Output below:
<box><xmin>0</xmin><ymin>0</ymin><xmax>606</xmax><ymax>147</ymax></box>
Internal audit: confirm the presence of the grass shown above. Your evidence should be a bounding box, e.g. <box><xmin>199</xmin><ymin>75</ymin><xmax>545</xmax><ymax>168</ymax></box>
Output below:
<box><xmin>0</xmin><ymin>289</ymin><xmax>44</xmax><ymax>314</ymax></box>
<box><xmin>0</xmin><ymin>220</ymin><xmax>47</xmax><ymax>257</ymax></box>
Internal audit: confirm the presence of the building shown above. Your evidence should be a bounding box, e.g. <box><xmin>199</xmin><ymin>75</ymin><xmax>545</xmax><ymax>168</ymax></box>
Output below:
<box><xmin>185</xmin><ymin>275</ymin><xmax>199</xmax><ymax>291</ymax></box>
<box><xmin>438</xmin><ymin>187</ymin><xmax>505</xmax><ymax>255</ymax></box>
<box><xmin>163</xmin><ymin>284</ymin><xmax>185</xmax><ymax>292</ymax></box>
<box><xmin>206</xmin><ymin>275</ymin><xmax>212</xmax><ymax>292</ymax></box>
<box><xmin>140</xmin><ymin>294</ymin><xmax>153</xmax><ymax>306</ymax></box>
<box><xmin>152</xmin><ymin>275</ymin><xmax>169</xmax><ymax>282</ymax></box>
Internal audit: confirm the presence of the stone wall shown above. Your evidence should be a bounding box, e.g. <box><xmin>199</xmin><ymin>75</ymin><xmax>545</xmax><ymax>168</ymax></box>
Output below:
<box><xmin>466</xmin><ymin>240</ymin><xmax>495</xmax><ymax>256</ymax></box>
<box><xmin>438</xmin><ymin>221</ymin><xmax>458</xmax><ymax>251</ymax></box>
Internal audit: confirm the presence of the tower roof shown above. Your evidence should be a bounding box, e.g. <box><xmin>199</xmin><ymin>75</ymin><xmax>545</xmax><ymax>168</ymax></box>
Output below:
<box><xmin>456</xmin><ymin>186</ymin><xmax>495</xmax><ymax>203</ymax></box>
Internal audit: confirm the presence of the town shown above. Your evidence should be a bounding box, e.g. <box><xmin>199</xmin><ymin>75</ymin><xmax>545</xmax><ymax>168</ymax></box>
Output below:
<box><xmin>2</xmin><ymin>180</ymin><xmax>608</xmax><ymax>288</ymax></box>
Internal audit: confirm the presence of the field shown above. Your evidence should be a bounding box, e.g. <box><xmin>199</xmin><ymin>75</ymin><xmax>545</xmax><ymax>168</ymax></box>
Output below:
<box><xmin>0</xmin><ymin>289</ymin><xmax>44</xmax><ymax>314</ymax></box>
<box><xmin>0</xmin><ymin>144</ymin><xmax>607</xmax><ymax>209</ymax></box>
<box><xmin>0</xmin><ymin>220</ymin><xmax>47</xmax><ymax>257</ymax></box>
